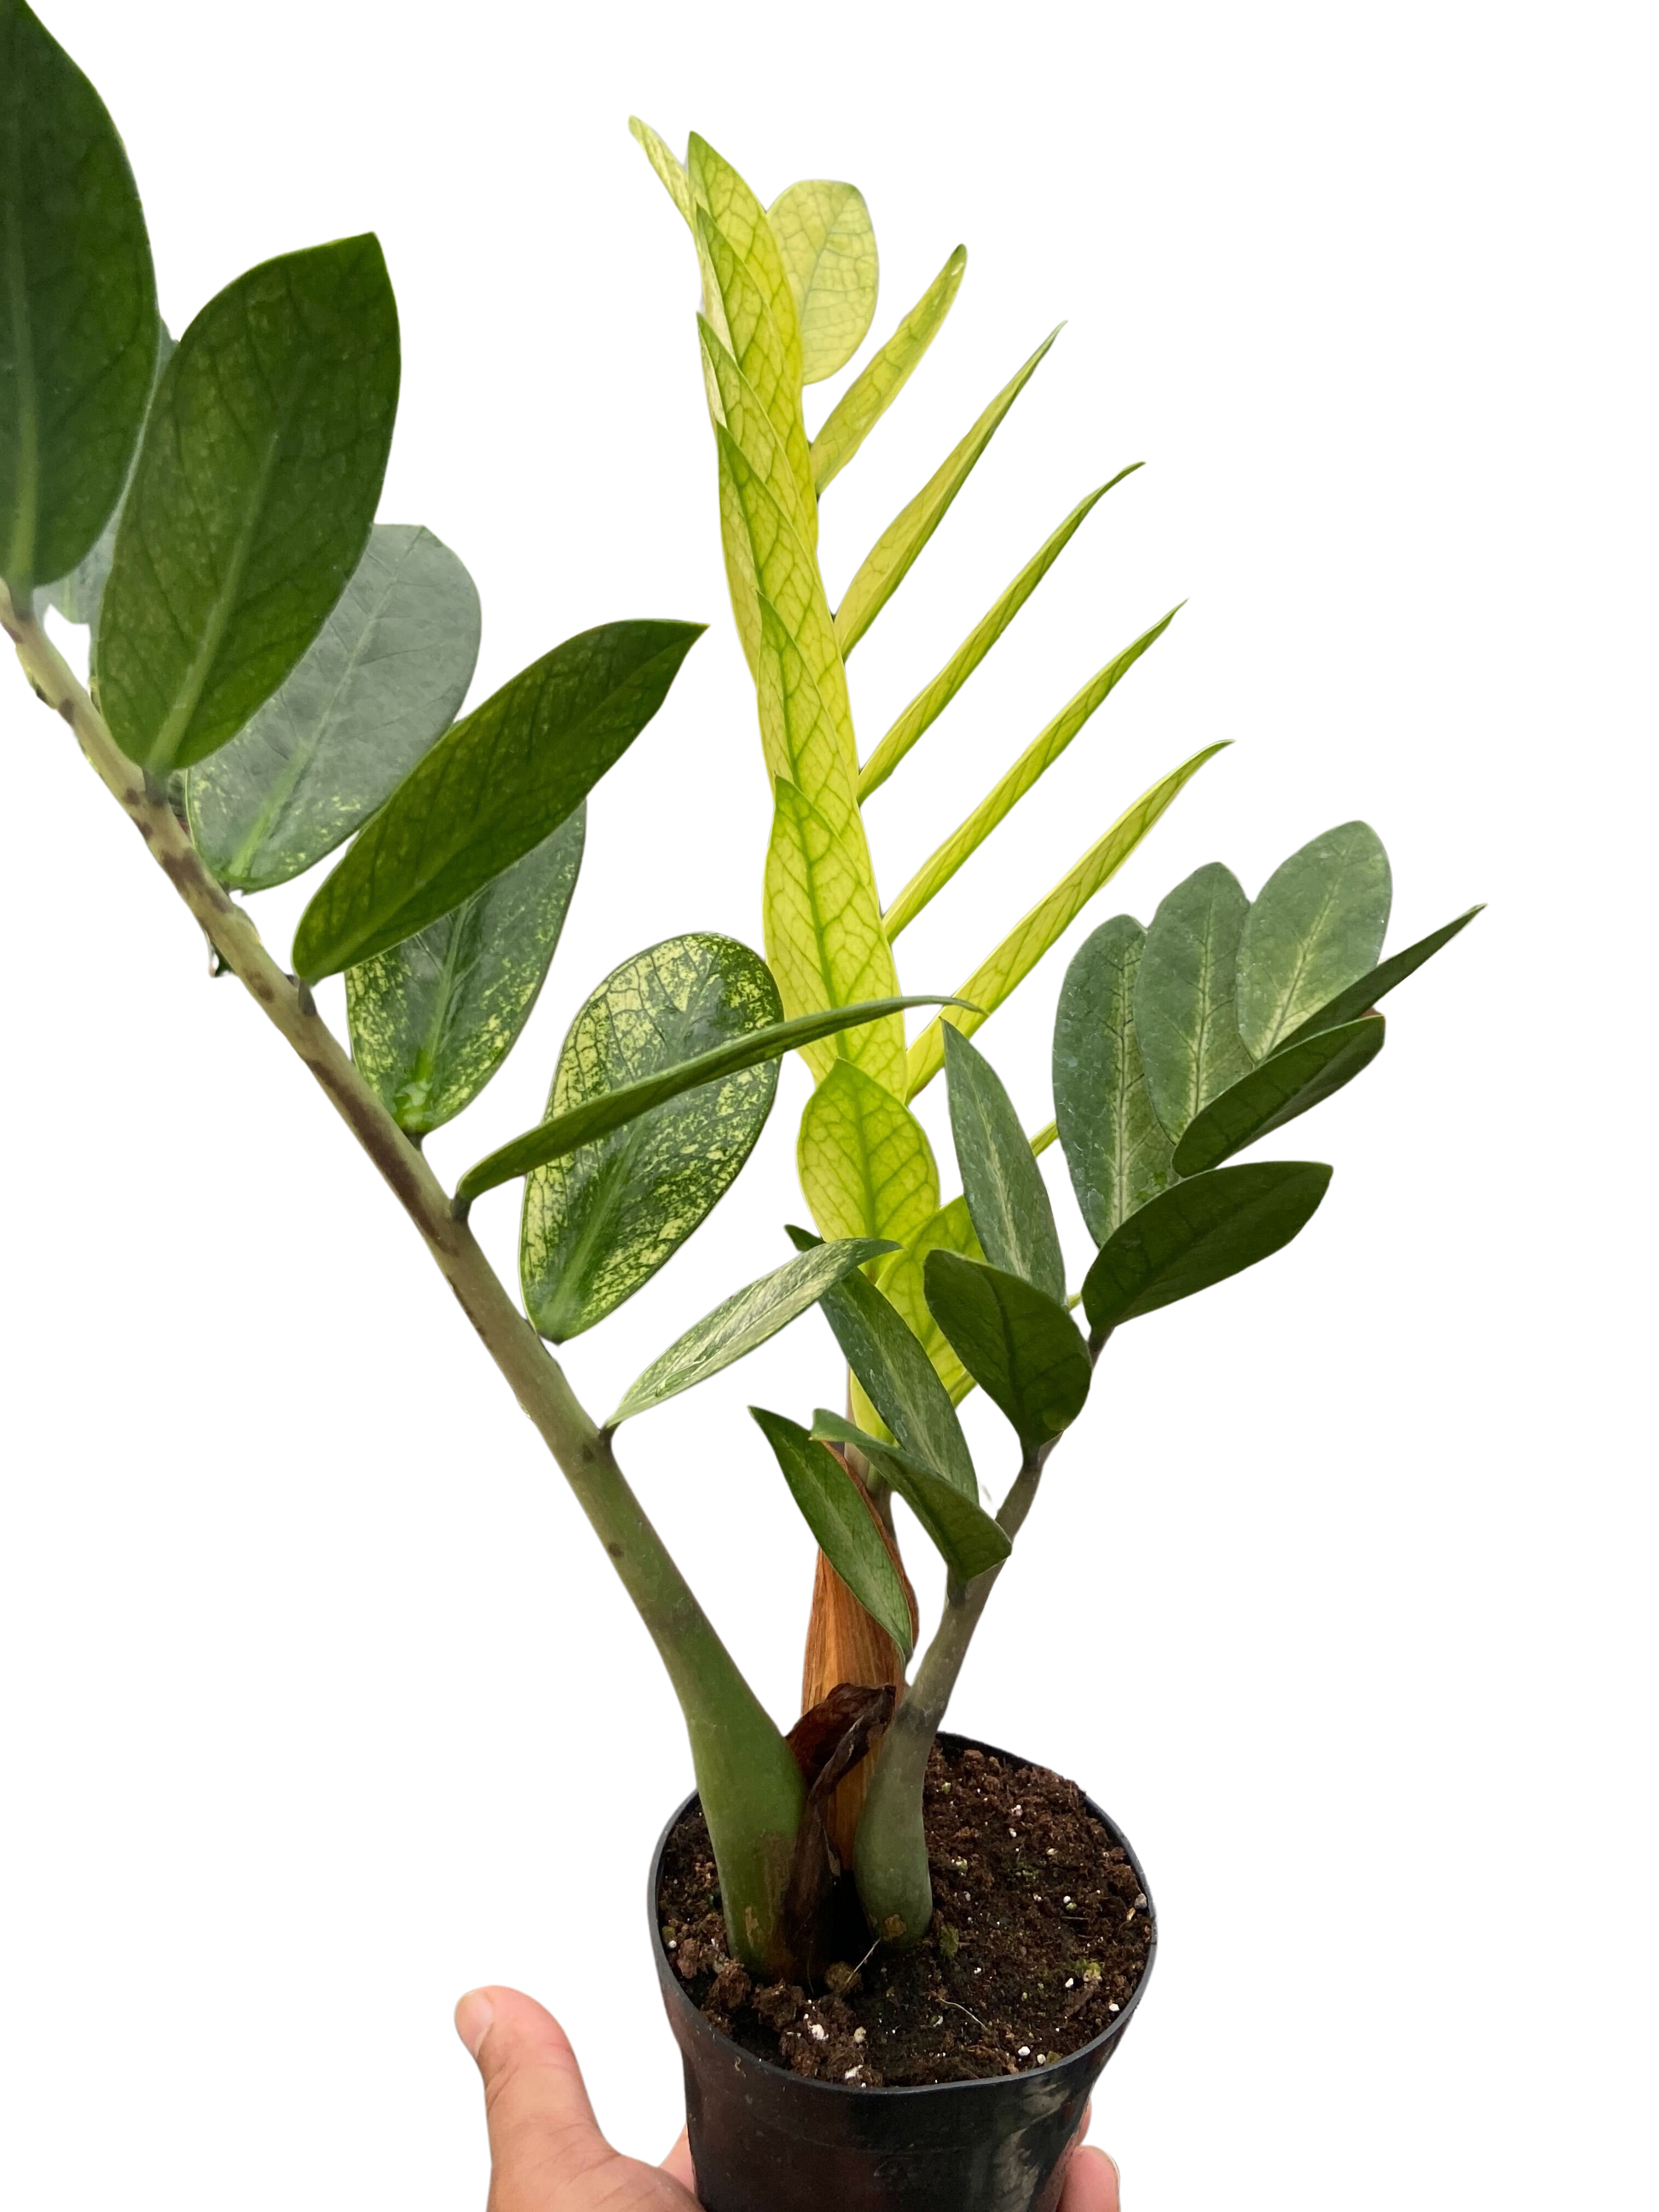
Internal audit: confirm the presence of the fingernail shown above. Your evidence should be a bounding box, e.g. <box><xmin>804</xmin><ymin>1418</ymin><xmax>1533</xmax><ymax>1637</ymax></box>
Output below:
<box><xmin>454</xmin><ymin>1989</ymin><xmax>494</xmax><ymax>2058</ymax></box>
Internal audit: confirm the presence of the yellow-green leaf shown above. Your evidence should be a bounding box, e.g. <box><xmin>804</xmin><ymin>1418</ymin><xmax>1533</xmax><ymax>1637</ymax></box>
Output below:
<box><xmin>797</xmin><ymin>1060</ymin><xmax>940</xmax><ymax>1247</ymax></box>
<box><xmin>877</xmin><ymin>1194</ymin><xmax>982</xmax><ymax>1401</ymax></box>
<box><xmin>765</xmin><ymin>780</ymin><xmax>905</xmax><ymax>1090</ymax></box>
<box><xmin>767</xmin><ymin>180</ymin><xmax>878</xmax><ymax>384</ymax></box>
<box><xmin>687</xmin><ymin>134</ymin><xmax>803</xmax><ymax>393</ymax></box>
<box><xmin>699</xmin><ymin>317</ymin><xmax>813</xmax><ymax>550</ymax></box>
<box><xmin>697</xmin><ymin>209</ymin><xmax>814</xmax><ymax>536</ymax></box>
<box><xmin>811</xmin><ymin>245</ymin><xmax>967</xmax><ymax>495</ymax></box>
<box><xmin>627</xmin><ymin>116</ymin><xmax>695</xmax><ymax>228</ymax></box>
<box><xmin>713</xmin><ymin>430</ymin><xmax>760</xmax><ymax>676</ymax></box>
<box><xmin>905</xmin><ymin>743</ymin><xmax>1229</xmax><ymax>1099</ymax></box>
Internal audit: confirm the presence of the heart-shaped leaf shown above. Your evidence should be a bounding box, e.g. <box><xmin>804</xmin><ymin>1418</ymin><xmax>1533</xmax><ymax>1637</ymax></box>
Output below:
<box><xmin>1172</xmin><ymin>1015</ymin><xmax>1384</xmax><ymax>1175</ymax></box>
<box><xmin>941</xmin><ymin>1025</ymin><xmax>1064</xmax><ymax>1300</ymax></box>
<box><xmin>1053</xmin><ymin>914</ymin><xmax>1176</xmax><ymax>1245</ymax></box>
<box><xmin>1134</xmin><ymin>861</ymin><xmax>1252</xmax><ymax>1140</ymax></box>
<box><xmin>1081</xmin><ymin>1161</ymin><xmax>1332</xmax><ymax>1335</ymax></box>
<box><xmin>1235</xmin><ymin>822</ymin><xmax>1391</xmax><ymax>1059</ymax></box>
<box><xmin>749</xmin><ymin>1409</ymin><xmax>913</xmax><ymax>1657</ymax></box>
<box><xmin>767</xmin><ymin>180</ymin><xmax>879</xmax><ymax>384</ymax></box>
<box><xmin>923</xmin><ymin>1253</ymin><xmax>1091</xmax><ymax>1454</ymax></box>
<box><xmin>1277</xmin><ymin>904</ymin><xmax>1483</xmax><ymax>1049</ymax></box>
<box><xmin>811</xmin><ymin>1411</ymin><xmax>1008</xmax><ymax>1582</ymax></box>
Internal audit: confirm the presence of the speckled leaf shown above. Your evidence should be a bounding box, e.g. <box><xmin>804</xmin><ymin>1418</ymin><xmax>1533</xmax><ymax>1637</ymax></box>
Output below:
<box><xmin>1135</xmin><ymin>862</ymin><xmax>1253</xmax><ymax>1141</ymax></box>
<box><xmin>345</xmin><ymin>806</ymin><xmax>583</xmax><ymax>1139</ymax></box>
<box><xmin>95</xmin><ymin>237</ymin><xmax>398</xmax><ymax>775</ymax></box>
<box><xmin>1235</xmin><ymin>822</ymin><xmax>1392</xmax><ymax>1059</ymax></box>
<box><xmin>812</xmin><ymin>245</ymin><xmax>966</xmax><ymax>495</ymax></box>
<box><xmin>906</xmin><ymin>744</ymin><xmax>1228</xmax><ymax>1100</ymax></box>
<box><xmin>1080</xmin><ymin>1161</ymin><xmax>1332</xmax><ymax>1336</ymax></box>
<box><xmin>750</xmin><ymin>1409</ymin><xmax>915</xmax><ymax>1659</ymax></box>
<box><xmin>1053</xmin><ymin>915</ymin><xmax>1176</xmax><ymax>1245</ymax></box>
<box><xmin>941</xmin><ymin>1027</ymin><xmax>1064</xmax><ymax>1301</ymax></box>
<box><xmin>922</xmin><ymin>1254</ymin><xmax>1090</xmax><ymax>1455</ymax></box>
<box><xmin>1172</xmin><ymin>1015</ymin><xmax>1385</xmax><ymax>1175</ymax></box>
<box><xmin>185</xmin><ymin>524</ymin><xmax>480</xmax><ymax>891</ymax></box>
<box><xmin>1276</xmin><ymin>905</ymin><xmax>1483</xmax><ymax>1049</ymax></box>
<box><xmin>767</xmin><ymin>180</ymin><xmax>878</xmax><ymax>384</ymax></box>
<box><xmin>1</xmin><ymin>0</ymin><xmax>157</xmax><ymax>598</ymax></box>
<box><xmin>835</xmin><ymin>328</ymin><xmax>1057</xmax><ymax>656</ymax></box>
<box><xmin>293</xmin><ymin>620</ymin><xmax>700</xmax><ymax>979</ymax></box>
<box><xmin>796</xmin><ymin>1059</ymin><xmax>940</xmax><ymax>1246</ymax></box>
<box><xmin>610</xmin><ymin>1238</ymin><xmax>893</xmax><ymax>1424</ymax></box>
<box><xmin>38</xmin><ymin>324</ymin><xmax>172</xmax><ymax>632</ymax></box>
<box><xmin>519</xmin><ymin>934</ymin><xmax>781</xmax><ymax>1342</ymax></box>
<box><xmin>811</xmin><ymin>1412</ymin><xmax>1008</xmax><ymax>1581</ymax></box>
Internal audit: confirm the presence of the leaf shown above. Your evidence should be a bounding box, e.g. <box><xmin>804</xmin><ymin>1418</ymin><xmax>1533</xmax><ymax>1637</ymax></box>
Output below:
<box><xmin>38</xmin><ymin>323</ymin><xmax>172</xmax><ymax>632</ymax></box>
<box><xmin>95</xmin><ymin>236</ymin><xmax>399</xmax><ymax>776</ymax></box>
<box><xmin>700</xmin><ymin>318</ymin><xmax>813</xmax><ymax>549</ymax></box>
<box><xmin>795</xmin><ymin>1059</ymin><xmax>940</xmax><ymax>1246</ymax></box>
<box><xmin>923</xmin><ymin>1253</ymin><xmax>1091</xmax><ymax>1454</ymax></box>
<box><xmin>610</xmin><ymin>1239</ymin><xmax>895</xmax><ymax>1423</ymax></box>
<box><xmin>811</xmin><ymin>1412</ymin><xmax>1009</xmax><ymax>1582</ymax></box>
<box><xmin>941</xmin><ymin>1026</ymin><xmax>1064</xmax><ymax>1301</ymax></box>
<box><xmin>688</xmin><ymin>135</ymin><xmax>803</xmax><ymax>394</ymax></box>
<box><xmin>520</xmin><ymin>934</ymin><xmax>784</xmax><ymax>1342</ymax></box>
<box><xmin>906</xmin><ymin>742</ymin><xmax>1228</xmax><ymax>1099</ymax></box>
<box><xmin>1053</xmin><ymin>915</ymin><xmax>1176</xmax><ymax>1245</ymax></box>
<box><xmin>876</xmin><ymin>1195</ymin><xmax>983</xmax><ymax>1401</ymax></box>
<box><xmin>1080</xmin><ymin>1162</ymin><xmax>1333</xmax><ymax>1335</ymax></box>
<box><xmin>750</xmin><ymin>1410</ymin><xmax>913</xmax><ymax>1657</ymax></box>
<box><xmin>1172</xmin><ymin>1014</ymin><xmax>1384</xmax><ymax>1175</ymax></box>
<box><xmin>1276</xmin><ymin>904</ymin><xmax>1483</xmax><ymax>1049</ymax></box>
<box><xmin>628</xmin><ymin>115</ymin><xmax>696</xmax><ymax>228</ymax></box>
<box><xmin>788</xmin><ymin>1225</ymin><xmax>977</xmax><ymax>1499</ymax></box>
<box><xmin>858</xmin><ymin>472</ymin><xmax>1137</xmax><ymax>802</ymax></box>
<box><xmin>184</xmin><ymin>524</ymin><xmax>480</xmax><ymax>891</ymax></box>
<box><xmin>810</xmin><ymin>245</ymin><xmax>967</xmax><ymax>495</ymax></box>
<box><xmin>696</xmin><ymin>207</ymin><xmax>814</xmax><ymax>531</ymax></box>
<box><xmin>883</xmin><ymin>604</ymin><xmax>1180</xmax><ymax>938</ymax></box>
<box><xmin>1134</xmin><ymin>861</ymin><xmax>1253</xmax><ymax>1140</ymax></box>
<box><xmin>463</xmin><ymin>992</ymin><xmax>950</xmax><ymax>1204</ymax></box>
<box><xmin>292</xmin><ymin>620</ymin><xmax>701</xmax><ymax>979</ymax></box>
<box><xmin>834</xmin><ymin>327</ymin><xmax>1058</xmax><ymax>656</ymax></box>
<box><xmin>0</xmin><ymin>0</ymin><xmax>157</xmax><ymax>598</ymax></box>
<box><xmin>1235</xmin><ymin>822</ymin><xmax>1392</xmax><ymax>1059</ymax></box>
<box><xmin>346</xmin><ymin>805</ymin><xmax>584</xmax><ymax>1139</ymax></box>
<box><xmin>767</xmin><ymin>180</ymin><xmax>878</xmax><ymax>384</ymax></box>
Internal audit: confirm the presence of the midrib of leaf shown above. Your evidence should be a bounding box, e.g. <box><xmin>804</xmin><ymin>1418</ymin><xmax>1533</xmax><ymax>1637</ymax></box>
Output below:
<box><xmin>2</xmin><ymin>69</ymin><xmax>38</xmax><ymax>591</ymax></box>
<box><xmin>408</xmin><ymin>899</ymin><xmax>472</xmax><ymax>1102</ymax></box>
<box><xmin>1260</xmin><ymin>868</ymin><xmax>1344</xmax><ymax>1054</ymax></box>
<box><xmin>1187</xmin><ymin>896</ymin><xmax>1240</xmax><ymax>1123</ymax></box>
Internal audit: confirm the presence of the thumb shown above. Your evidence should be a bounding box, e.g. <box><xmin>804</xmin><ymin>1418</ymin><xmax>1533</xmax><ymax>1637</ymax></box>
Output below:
<box><xmin>455</xmin><ymin>1984</ymin><xmax>614</xmax><ymax>2212</ymax></box>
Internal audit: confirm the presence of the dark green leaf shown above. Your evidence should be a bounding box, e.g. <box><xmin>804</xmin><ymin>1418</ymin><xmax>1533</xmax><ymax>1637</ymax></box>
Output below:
<box><xmin>185</xmin><ymin>523</ymin><xmax>480</xmax><ymax>891</ymax></box>
<box><xmin>520</xmin><ymin>934</ymin><xmax>781</xmax><ymax>1342</ymax></box>
<box><xmin>292</xmin><ymin>620</ymin><xmax>701</xmax><ymax>979</ymax></box>
<box><xmin>1172</xmin><ymin>1016</ymin><xmax>1384</xmax><ymax>1175</ymax></box>
<box><xmin>38</xmin><ymin>323</ymin><xmax>172</xmax><ymax>629</ymax></box>
<box><xmin>1134</xmin><ymin>862</ymin><xmax>1252</xmax><ymax>1140</ymax></box>
<box><xmin>811</xmin><ymin>1412</ymin><xmax>1009</xmax><ymax>1582</ymax></box>
<box><xmin>923</xmin><ymin>1253</ymin><xmax>1091</xmax><ymax>1454</ymax></box>
<box><xmin>0</xmin><ymin>0</ymin><xmax>157</xmax><ymax>597</ymax></box>
<box><xmin>749</xmin><ymin>1409</ymin><xmax>914</xmax><ymax>1657</ymax></box>
<box><xmin>1235</xmin><ymin>822</ymin><xmax>1391</xmax><ymax>1058</ymax></box>
<box><xmin>1053</xmin><ymin>914</ymin><xmax>1176</xmax><ymax>1245</ymax></box>
<box><xmin>941</xmin><ymin>1025</ymin><xmax>1064</xmax><ymax>1300</ymax></box>
<box><xmin>1277</xmin><ymin>905</ymin><xmax>1483</xmax><ymax>1049</ymax></box>
<box><xmin>461</xmin><ymin>994</ymin><xmax>957</xmax><ymax>1204</ymax></box>
<box><xmin>1081</xmin><ymin>1162</ymin><xmax>1332</xmax><ymax>1334</ymax></box>
<box><xmin>96</xmin><ymin>236</ymin><xmax>399</xmax><ymax>775</ymax></box>
<box><xmin>610</xmin><ymin>1239</ymin><xmax>895</xmax><ymax>1423</ymax></box>
<box><xmin>346</xmin><ymin>806</ymin><xmax>584</xmax><ymax>1138</ymax></box>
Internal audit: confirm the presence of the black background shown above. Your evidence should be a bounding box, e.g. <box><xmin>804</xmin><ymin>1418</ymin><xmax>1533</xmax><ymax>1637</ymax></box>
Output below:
<box><xmin>26</xmin><ymin>9</ymin><xmax>1504</xmax><ymax>2203</ymax></box>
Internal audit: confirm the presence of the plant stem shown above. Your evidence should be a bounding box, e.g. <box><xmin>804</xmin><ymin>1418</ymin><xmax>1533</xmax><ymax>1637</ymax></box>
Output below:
<box><xmin>2</xmin><ymin>588</ymin><xmax>802</xmax><ymax>1973</ymax></box>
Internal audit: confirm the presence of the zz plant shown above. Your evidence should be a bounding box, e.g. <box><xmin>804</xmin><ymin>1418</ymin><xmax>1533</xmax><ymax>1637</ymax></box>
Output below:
<box><xmin>3</xmin><ymin>0</ymin><xmax>1477</xmax><ymax>2002</ymax></box>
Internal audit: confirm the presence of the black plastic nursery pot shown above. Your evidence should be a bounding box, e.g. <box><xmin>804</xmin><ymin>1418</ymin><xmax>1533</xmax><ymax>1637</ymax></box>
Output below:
<box><xmin>649</xmin><ymin>1733</ymin><xmax>1156</xmax><ymax>2212</ymax></box>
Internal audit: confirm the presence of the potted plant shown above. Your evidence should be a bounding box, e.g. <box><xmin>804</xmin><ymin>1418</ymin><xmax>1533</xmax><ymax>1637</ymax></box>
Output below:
<box><xmin>0</xmin><ymin>9</ymin><xmax>1478</xmax><ymax>2209</ymax></box>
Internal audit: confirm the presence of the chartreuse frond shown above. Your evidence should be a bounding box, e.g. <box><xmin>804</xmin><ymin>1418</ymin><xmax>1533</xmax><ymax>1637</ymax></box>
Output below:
<box><xmin>687</xmin><ymin>134</ymin><xmax>803</xmax><ymax>395</ymax></box>
<box><xmin>697</xmin><ymin>210</ymin><xmax>815</xmax><ymax>535</ymax></box>
<box><xmin>797</xmin><ymin>1060</ymin><xmax>941</xmax><ymax>1247</ymax></box>
<box><xmin>698</xmin><ymin>318</ymin><xmax>813</xmax><ymax>551</ymax></box>
<box><xmin>768</xmin><ymin>181</ymin><xmax>879</xmax><ymax>384</ymax></box>
<box><xmin>811</xmin><ymin>245</ymin><xmax>967</xmax><ymax>494</ymax></box>
<box><xmin>627</xmin><ymin>116</ymin><xmax>696</xmax><ymax>228</ymax></box>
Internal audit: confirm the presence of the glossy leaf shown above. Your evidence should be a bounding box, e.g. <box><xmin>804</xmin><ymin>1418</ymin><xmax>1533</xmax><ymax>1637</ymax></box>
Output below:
<box><xmin>0</xmin><ymin>0</ymin><xmax>157</xmax><ymax>597</ymax></box>
<box><xmin>1053</xmin><ymin>915</ymin><xmax>1176</xmax><ymax>1245</ymax></box>
<box><xmin>884</xmin><ymin>604</ymin><xmax>1180</xmax><ymax>938</ymax></box>
<box><xmin>906</xmin><ymin>742</ymin><xmax>1228</xmax><ymax>1100</ymax></box>
<box><xmin>96</xmin><ymin>237</ymin><xmax>399</xmax><ymax>776</ymax></box>
<box><xmin>293</xmin><ymin>620</ymin><xmax>701</xmax><ymax>979</ymax></box>
<box><xmin>835</xmin><ymin>328</ymin><xmax>1057</xmax><ymax>656</ymax></box>
<box><xmin>38</xmin><ymin>324</ymin><xmax>172</xmax><ymax>632</ymax></box>
<box><xmin>610</xmin><ymin>1238</ymin><xmax>894</xmax><ymax>1423</ymax></box>
<box><xmin>628</xmin><ymin>115</ymin><xmax>696</xmax><ymax>228</ymax></box>
<box><xmin>696</xmin><ymin>207</ymin><xmax>813</xmax><ymax>530</ymax></box>
<box><xmin>923</xmin><ymin>1253</ymin><xmax>1091</xmax><ymax>1454</ymax></box>
<box><xmin>688</xmin><ymin>135</ymin><xmax>802</xmax><ymax>395</ymax></box>
<box><xmin>464</xmin><ymin>992</ymin><xmax>949</xmax><ymax>1204</ymax></box>
<box><xmin>767</xmin><ymin>180</ymin><xmax>878</xmax><ymax>384</ymax></box>
<box><xmin>796</xmin><ymin>1059</ymin><xmax>940</xmax><ymax>1246</ymax></box>
<box><xmin>811</xmin><ymin>1412</ymin><xmax>1009</xmax><ymax>1582</ymax></box>
<box><xmin>700</xmin><ymin>318</ymin><xmax>813</xmax><ymax>549</ymax></box>
<box><xmin>346</xmin><ymin>806</ymin><xmax>584</xmax><ymax>1139</ymax></box>
<box><xmin>941</xmin><ymin>1026</ymin><xmax>1064</xmax><ymax>1300</ymax></box>
<box><xmin>1135</xmin><ymin>861</ymin><xmax>1253</xmax><ymax>1140</ymax></box>
<box><xmin>858</xmin><ymin>473</ymin><xmax>1137</xmax><ymax>802</ymax></box>
<box><xmin>810</xmin><ymin>245</ymin><xmax>967</xmax><ymax>495</ymax></box>
<box><xmin>1080</xmin><ymin>1161</ymin><xmax>1333</xmax><ymax>1335</ymax></box>
<box><xmin>1172</xmin><ymin>1014</ymin><xmax>1384</xmax><ymax>1175</ymax></box>
<box><xmin>876</xmin><ymin>1195</ymin><xmax>982</xmax><ymax>1402</ymax></box>
<box><xmin>1235</xmin><ymin>822</ymin><xmax>1392</xmax><ymax>1059</ymax></box>
<box><xmin>185</xmin><ymin>524</ymin><xmax>480</xmax><ymax>891</ymax></box>
<box><xmin>750</xmin><ymin>1409</ymin><xmax>913</xmax><ymax>1657</ymax></box>
<box><xmin>520</xmin><ymin>934</ymin><xmax>783</xmax><ymax>1342</ymax></box>
<box><xmin>1277</xmin><ymin>905</ymin><xmax>1483</xmax><ymax>1049</ymax></box>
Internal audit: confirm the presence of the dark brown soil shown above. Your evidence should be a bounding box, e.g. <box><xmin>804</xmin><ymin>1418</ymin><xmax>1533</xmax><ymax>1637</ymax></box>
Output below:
<box><xmin>656</xmin><ymin>1741</ymin><xmax>1153</xmax><ymax>2088</ymax></box>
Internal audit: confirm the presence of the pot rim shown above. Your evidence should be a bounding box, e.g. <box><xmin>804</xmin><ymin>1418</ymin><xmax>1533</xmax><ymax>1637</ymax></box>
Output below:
<box><xmin>649</xmin><ymin>1729</ymin><xmax>1156</xmax><ymax>2101</ymax></box>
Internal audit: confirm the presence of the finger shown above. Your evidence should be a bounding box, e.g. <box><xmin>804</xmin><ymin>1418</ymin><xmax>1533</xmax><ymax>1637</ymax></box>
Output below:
<box><xmin>454</xmin><ymin>1984</ymin><xmax>614</xmax><ymax>2212</ymax></box>
<box><xmin>660</xmin><ymin>2127</ymin><xmax>697</xmax><ymax>2192</ymax></box>
<box><xmin>1061</xmin><ymin>2144</ymin><xmax>1122</xmax><ymax>2212</ymax></box>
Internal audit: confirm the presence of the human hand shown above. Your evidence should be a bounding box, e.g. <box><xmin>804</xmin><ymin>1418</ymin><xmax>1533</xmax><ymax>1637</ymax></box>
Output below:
<box><xmin>454</xmin><ymin>1984</ymin><xmax>1122</xmax><ymax>2211</ymax></box>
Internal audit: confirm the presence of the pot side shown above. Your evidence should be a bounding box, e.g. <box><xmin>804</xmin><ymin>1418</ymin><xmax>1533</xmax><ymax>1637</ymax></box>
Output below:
<box><xmin>649</xmin><ymin>1733</ymin><xmax>1156</xmax><ymax>2212</ymax></box>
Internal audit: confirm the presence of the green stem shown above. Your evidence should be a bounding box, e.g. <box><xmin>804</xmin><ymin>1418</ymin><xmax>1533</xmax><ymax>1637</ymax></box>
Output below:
<box><xmin>1</xmin><ymin>587</ymin><xmax>802</xmax><ymax>1972</ymax></box>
